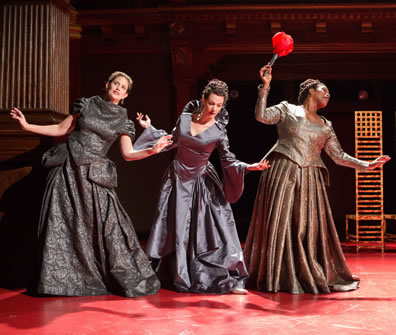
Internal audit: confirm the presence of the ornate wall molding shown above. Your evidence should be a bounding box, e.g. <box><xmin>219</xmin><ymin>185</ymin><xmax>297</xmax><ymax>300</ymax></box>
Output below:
<box><xmin>76</xmin><ymin>4</ymin><xmax>396</xmax><ymax>25</ymax></box>
<box><xmin>205</xmin><ymin>42</ymin><xmax>396</xmax><ymax>54</ymax></box>
<box><xmin>73</xmin><ymin>3</ymin><xmax>396</xmax><ymax>121</ymax></box>
<box><xmin>77</xmin><ymin>8</ymin><xmax>167</xmax><ymax>26</ymax></box>
<box><xmin>75</xmin><ymin>4</ymin><xmax>396</xmax><ymax>55</ymax></box>
<box><xmin>161</xmin><ymin>4</ymin><xmax>396</xmax><ymax>22</ymax></box>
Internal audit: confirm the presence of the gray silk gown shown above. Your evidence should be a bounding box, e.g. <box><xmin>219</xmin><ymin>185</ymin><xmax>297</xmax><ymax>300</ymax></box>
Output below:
<box><xmin>244</xmin><ymin>87</ymin><xmax>368</xmax><ymax>294</ymax></box>
<box><xmin>134</xmin><ymin>100</ymin><xmax>249</xmax><ymax>294</ymax></box>
<box><xmin>34</xmin><ymin>96</ymin><xmax>160</xmax><ymax>297</ymax></box>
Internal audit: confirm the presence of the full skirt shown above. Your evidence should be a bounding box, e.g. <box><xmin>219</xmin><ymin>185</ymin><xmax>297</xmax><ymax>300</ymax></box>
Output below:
<box><xmin>146</xmin><ymin>162</ymin><xmax>248</xmax><ymax>294</ymax></box>
<box><xmin>244</xmin><ymin>153</ymin><xmax>359</xmax><ymax>294</ymax></box>
<box><xmin>33</xmin><ymin>158</ymin><xmax>160</xmax><ymax>297</ymax></box>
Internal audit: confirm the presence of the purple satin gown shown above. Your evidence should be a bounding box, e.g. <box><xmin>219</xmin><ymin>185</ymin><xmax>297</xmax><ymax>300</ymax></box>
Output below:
<box><xmin>134</xmin><ymin>100</ymin><xmax>249</xmax><ymax>294</ymax></box>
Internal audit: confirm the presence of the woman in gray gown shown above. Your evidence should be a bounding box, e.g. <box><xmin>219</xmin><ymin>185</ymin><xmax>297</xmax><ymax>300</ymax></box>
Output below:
<box><xmin>134</xmin><ymin>79</ymin><xmax>270</xmax><ymax>294</ymax></box>
<box><xmin>244</xmin><ymin>64</ymin><xmax>390</xmax><ymax>294</ymax></box>
<box><xmin>10</xmin><ymin>71</ymin><xmax>172</xmax><ymax>297</ymax></box>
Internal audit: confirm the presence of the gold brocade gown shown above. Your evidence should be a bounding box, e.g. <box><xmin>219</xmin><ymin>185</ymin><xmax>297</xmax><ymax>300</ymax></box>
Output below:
<box><xmin>244</xmin><ymin>87</ymin><xmax>367</xmax><ymax>294</ymax></box>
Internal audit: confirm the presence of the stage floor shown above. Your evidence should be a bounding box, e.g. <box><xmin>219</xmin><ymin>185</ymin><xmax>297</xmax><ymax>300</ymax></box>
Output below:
<box><xmin>1</xmin><ymin>252</ymin><xmax>396</xmax><ymax>335</ymax></box>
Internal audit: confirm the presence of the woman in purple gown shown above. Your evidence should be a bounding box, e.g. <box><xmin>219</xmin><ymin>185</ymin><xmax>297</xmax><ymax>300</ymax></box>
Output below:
<box><xmin>134</xmin><ymin>79</ymin><xmax>270</xmax><ymax>294</ymax></box>
<box><xmin>10</xmin><ymin>71</ymin><xmax>172</xmax><ymax>297</ymax></box>
<box><xmin>244</xmin><ymin>64</ymin><xmax>390</xmax><ymax>294</ymax></box>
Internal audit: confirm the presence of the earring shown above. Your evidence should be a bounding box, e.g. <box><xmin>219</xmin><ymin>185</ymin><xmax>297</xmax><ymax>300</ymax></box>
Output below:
<box><xmin>196</xmin><ymin>112</ymin><xmax>202</xmax><ymax>120</ymax></box>
<box><xmin>120</xmin><ymin>99</ymin><xmax>124</xmax><ymax>105</ymax></box>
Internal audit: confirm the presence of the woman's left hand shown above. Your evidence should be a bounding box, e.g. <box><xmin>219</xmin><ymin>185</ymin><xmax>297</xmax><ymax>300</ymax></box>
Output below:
<box><xmin>136</xmin><ymin>113</ymin><xmax>151</xmax><ymax>129</ymax></box>
<box><xmin>368</xmin><ymin>155</ymin><xmax>391</xmax><ymax>169</ymax></box>
<box><xmin>152</xmin><ymin>135</ymin><xmax>173</xmax><ymax>154</ymax></box>
<box><xmin>246</xmin><ymin>158</ymin><xmax>271</xmax><ymax>171</ymax></box>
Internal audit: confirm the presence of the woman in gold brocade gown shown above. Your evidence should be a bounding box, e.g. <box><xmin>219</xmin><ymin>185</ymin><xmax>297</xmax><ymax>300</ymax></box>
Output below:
<box><xmin>243</xmin><ymin>64</ymin><xmax>390</xmax><ymax>294</ymax></box>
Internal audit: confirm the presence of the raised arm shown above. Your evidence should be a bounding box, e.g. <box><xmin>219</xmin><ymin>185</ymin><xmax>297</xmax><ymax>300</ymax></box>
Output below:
<box><xmin>255</xmin><ymin>64</ymin><xmax>284</xmax><ymax>125</ymax></box>
<box><xmin>10</xmin><ymin>107</ymin><xmax>77</xmax><ymax>137</ymax></box>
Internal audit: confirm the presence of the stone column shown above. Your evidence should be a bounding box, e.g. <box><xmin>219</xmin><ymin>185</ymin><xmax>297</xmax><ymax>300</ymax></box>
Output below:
<box><xmin>0</xmin><ymin>0</ymin><xmax>74</xmax><ymax>288</ymax></box>
<box><xmin>0</xmin><ymin>0</ymin><xmax>73</xmax><ymax>160</ymax></box>
<box><xmin>69</xmin><ymin>9</ymin><xmax>82</xmax><ymax>104</ymax></box>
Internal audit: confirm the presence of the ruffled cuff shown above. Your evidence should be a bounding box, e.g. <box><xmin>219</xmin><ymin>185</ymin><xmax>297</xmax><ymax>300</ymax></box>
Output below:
<box><xmin>133</xmin><ymin>126</ymin><xmax>168</xmax><ymax>151</ymax></box>
<box><xmin>222</xmin><ymin>162</ymin><xmax>247</xmax><ymax>204</ymax></box>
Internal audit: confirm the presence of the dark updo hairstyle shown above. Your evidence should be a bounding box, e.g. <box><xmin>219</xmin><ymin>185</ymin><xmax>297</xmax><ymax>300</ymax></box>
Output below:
<box><xmin>202</xmin><ymin>79</ymin><xmax>229</xmax><ymax>105</ymax></box>
<box><xmin>297</xmin><ymin>79</ymin><xmax>324</xmax><ymax>105</ymax></box>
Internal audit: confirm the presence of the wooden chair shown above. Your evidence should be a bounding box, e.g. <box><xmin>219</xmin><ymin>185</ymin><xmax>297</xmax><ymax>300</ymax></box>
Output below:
<box><xmin>345</xmin><ymin>111</ymin><xmax>385</xmax><ymax>252</ymax></box>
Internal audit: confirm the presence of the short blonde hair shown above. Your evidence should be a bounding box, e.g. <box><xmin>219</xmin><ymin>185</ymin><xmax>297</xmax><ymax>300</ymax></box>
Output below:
<box><xmin>107</xmin><ymin>71</ymin><xmax>133</xmax><ymax>93</ymax></box>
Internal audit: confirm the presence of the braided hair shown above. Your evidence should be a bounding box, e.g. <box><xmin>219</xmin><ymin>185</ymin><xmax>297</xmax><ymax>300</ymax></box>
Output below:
<box><xmin>202</xmin><ymin>79</ymin><xmax>229</xmax><ymax>105</ymax></box>
<box><xmin>297</xmin><ymin>79</ymin><xmax>323</xmax><ymax>105</ymax></box>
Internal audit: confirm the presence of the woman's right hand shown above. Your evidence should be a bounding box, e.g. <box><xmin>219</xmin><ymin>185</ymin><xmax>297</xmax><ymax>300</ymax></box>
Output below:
<box><xmin>136</xmin><ymin>113</ymin><xmax>151</xmax><ymax>129</ymax></box>
<box><xmin>10</xmin><ymin>107</ymin><xmax>29</xmax><ymax>130</ymax></box>
<box><xmin>259</xmin><ymin>63</ymin><xmax>272</xmax><ymax>88</ymax></box>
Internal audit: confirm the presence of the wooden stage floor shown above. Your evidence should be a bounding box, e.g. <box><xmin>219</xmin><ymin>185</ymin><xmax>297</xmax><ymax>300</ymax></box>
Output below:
<box><xmin>1</xmin><ymin>252</ymin><xmax>396</xmax><ymax>335</ymax></box>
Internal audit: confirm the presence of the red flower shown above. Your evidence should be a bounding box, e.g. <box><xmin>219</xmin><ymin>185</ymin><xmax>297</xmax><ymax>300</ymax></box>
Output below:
<box><xmin>272</xmin><ymin>32</ymin><xmax>294</xmax><ymax>57</ymax></box>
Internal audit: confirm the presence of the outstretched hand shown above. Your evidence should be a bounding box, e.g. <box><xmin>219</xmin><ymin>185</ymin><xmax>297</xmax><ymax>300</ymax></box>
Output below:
<box><xmin>136</xmin><ymin>113</ymin><xmax>151</xmax><ymax>129</ymax></box>
<box><xmin>368</xmin><ymin>155</ymin><xmax>391</xmax><ymax>169</ymax></box>
<box><xmin>259</xmin><ymin>63</ymin><xmax>272</xmax><ymax>88</ymax></box>
<box><xmin>10</xmin><ymin>107</ymin><xmax>28</xmax><ymax>130</ymax></box>
<box><xmin>152</xmin><ymin>135</ymin><xmax>173</xmax><ymax>154</ymax></box>
<box><xmin>246</xmin><ymin>158</ymin><xmax>271</xmax><ymax>171</ymax></box>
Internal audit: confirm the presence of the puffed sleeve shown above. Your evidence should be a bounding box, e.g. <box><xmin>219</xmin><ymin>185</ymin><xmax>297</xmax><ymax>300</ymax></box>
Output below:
<box><xmin>217</xmin><ymin>130</ymin><xmax>248</xmax><ymax>204</ymax></box>
<box><xmin>71</xmin><ymin>97</ymin><xmax>88</xmax><ymax>115</ymax></box>
<box><xmin>324</xmin><ymin>123</ymin><xmax>370</xmax><ymax>170</ymax></box>
<box><xmin>119</xmin><ymin>119</ymin><xmax>136</xmax><ymax>141</ymax></box>
<box><xmin>42</xmin><ymin>97</ymin><xmax>88</xmax><ymax>167</ymax></box>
